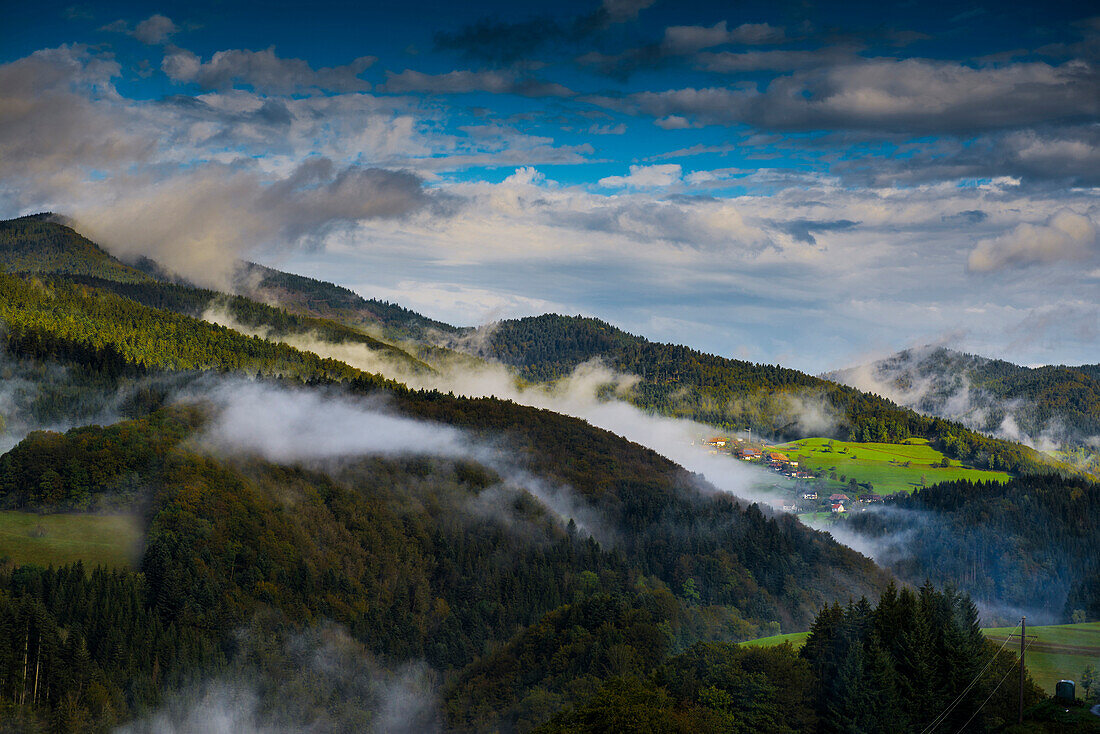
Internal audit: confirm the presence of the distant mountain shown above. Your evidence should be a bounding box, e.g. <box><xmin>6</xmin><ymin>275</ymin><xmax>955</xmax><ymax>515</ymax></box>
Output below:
<box><xmin>824</xmin><ymin>346</ymin><xmax>1100</xmax><ymax>450</ymax></box>
<box><xmin>462</xmin><ymin>314</ymin><xmax>1077</xmax><ymax>476</ymax></box>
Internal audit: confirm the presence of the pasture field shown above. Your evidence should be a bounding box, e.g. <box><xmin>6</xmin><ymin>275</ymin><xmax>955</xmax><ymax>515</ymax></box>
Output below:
<box><xmin>740</xmin><ymin>631</ymin><xmax>809</xmax><ymax>649</ymax></box>
<box><xmin>0</xmin><ymin>511</ymin><xmax>141</xmax><ymax>569</ymax></box>
<box><xmin>771</xmin><ymin>437</ymin><xmax>1012</xmax><ymax>494</ymax></box>
<box><xmin>984</xmin><ymin>622</ymin><xmax>1100</xmax><ymax>696</ymax></box>
<box><xmin>741</xmin><ymin>622</ymin><xmax>1100</xmax><ymax>697</ymax></box>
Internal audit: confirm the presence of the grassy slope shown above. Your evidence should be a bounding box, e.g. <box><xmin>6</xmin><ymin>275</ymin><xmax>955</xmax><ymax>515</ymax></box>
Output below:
<box><xmin>984</xmin><ymin>622</ymin><xmax>1100</xmax><ymax>695</ymax></box>
<box><xmin>744</xmin><ymin>623</ymin><xmax>1100</xmax><ymax>696</ymax></box>
<box><xmin>0</xmin><ymin>511</ymin><xmax>141</xmax><ymax>569</ymax></box>
<box><xmin>773</xmin><ymin>437</ymin><xmax>1012</xmax><ymax>494</ymax></box>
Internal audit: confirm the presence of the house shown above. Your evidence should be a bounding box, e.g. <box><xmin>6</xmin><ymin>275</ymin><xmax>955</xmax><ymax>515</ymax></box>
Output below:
<box><xmin>737</xmin><ymin>448</ymin><xmax>762</xmax><ymax>460</ymax></box>
<box><xmin>705</xmin><ymin>437</ymin><xmax>728</xmax><ymax>448</ymax></box>
<box><xmin>858</xmin><ymin>494</ymin><xmax>882</xmax><ymax>503</ymax></box>
<box><xmin>831</xmin><ymin>502</ymin><xmax>846</xmax><ymax>513</ymax></box>
<box><xmin>829</xmin><ymin>493</ymin><xmax>849</xmax><ymax>502</ymax></box>
<box><xmin>766</xmin><ymin>452</ymin><xmax>789</xmax><ymax>464</ymax></box>
<box><xmin>800</xmin><ymin>491</ymin><xmax>818</xmax><ymax>500</ymax></box>
<box><xmin>782</xmin><ymin>502</ymin><xmax>799</xmax><ymax>513</ymax></box>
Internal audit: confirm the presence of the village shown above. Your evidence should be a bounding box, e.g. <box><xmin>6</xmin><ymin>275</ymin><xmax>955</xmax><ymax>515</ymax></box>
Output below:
<box><xmin>697</xmin><ymin>436</ymin><xmax>890</xmax><ymax>517</ymax></box>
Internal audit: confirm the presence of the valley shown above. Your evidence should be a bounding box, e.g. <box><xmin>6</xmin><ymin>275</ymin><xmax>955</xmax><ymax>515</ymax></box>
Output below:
<box><xmin>0</xmin><ymin>216</ymin><xmax>1094</xmax><ymax>731</ymax></box>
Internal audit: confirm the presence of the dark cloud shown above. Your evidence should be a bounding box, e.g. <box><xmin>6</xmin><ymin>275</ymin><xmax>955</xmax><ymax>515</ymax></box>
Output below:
<box><xmin>578</xmin><ymin>21</ymin><xmax>788</xmax><ymax>79</ymax></box>
<box><xmin>830</xmin><ymin>126</ymin><xmax>1100</xmax><ymax>187</ymax></box>
<box><xmin>696</xmin><ymin>46</ymin><xmax>858</xmax><ymax>73</ymax></box>
<box><xmin>433</xmin><ymin>0</ymin><xmax>654</xmax><ymax>66</ymax></box>
<box><xmin>73</xmin><ymin>160</ymin><xmax>431</xmax><ymax>288</ymax></box>
<box><xmin>623</xmin><ymin>59</ymin><xmax>1100</xmax><ymax>134</ymax></box>
<box><xmin>776</xmin><ymin>218</ymin><xmax>858</xmax><ymax>244</ymax></box>
<box><xmin>942</xmin><ymin>210</ymin><xmax>988</xmax><ymax>224</ymax></box>
<box><xmin>162</xmin><ymin>46</ymin><xmax>376</xmax><ymax>94</ymax></box>
<box><xmin>382</xmin><ymin>69</ymin><xmax>573</xmax><ymax>97</ymax></box>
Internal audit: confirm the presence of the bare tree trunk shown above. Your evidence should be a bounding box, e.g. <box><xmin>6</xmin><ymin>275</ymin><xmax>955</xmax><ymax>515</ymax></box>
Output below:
<box><xmin>19</xmin><ymin>625</ymin><xmax>27</xmax><ymax>706</ymax></box>
<box><xmin>32</xmin><ymin>640</ymin><xmax>40</xmax><ymax>705</ymax></box>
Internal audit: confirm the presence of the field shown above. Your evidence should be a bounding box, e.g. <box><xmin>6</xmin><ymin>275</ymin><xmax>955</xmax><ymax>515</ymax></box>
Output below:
<box><xmin>0</xmin><ymin>511</ymin><xmax>142</xmax><ymax>569</ymax></box>
<box><xmin>743</xmin><ymin>622</ymin><xmax>1100</xmax><ymax>697</ymax></box>
<box><xmin>984</xmin><ymin>622</ymin><xmax>1100</xmax><ymax>695</ymax></box>
<box><xmin>771</xmin><ymin>437</ymin><xmax>1012</xmax><ymax>495</ymax></box>
<box><xmin>741</xmin><ymin>631</ymin><xmax>809</xmax><ymax>649</ymax></box>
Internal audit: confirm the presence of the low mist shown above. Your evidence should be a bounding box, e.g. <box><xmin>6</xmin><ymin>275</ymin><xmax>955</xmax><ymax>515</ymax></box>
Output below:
<box><xmin>117</xmin><ymin>621</ymin><xmax>440</xmax><ymax>734</ymax></box>
<box><xmin>185</xmin><ymin>379</ymin><xmax>609</xmax><ymax>540</ymax></box>
<box><xmin>198</xmin><ymin>308</ymin><xmax>787</xmax><ymax>507</ymax></box>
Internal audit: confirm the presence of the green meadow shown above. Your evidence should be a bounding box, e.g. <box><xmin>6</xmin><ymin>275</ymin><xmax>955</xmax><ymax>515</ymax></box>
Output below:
<box><xmin>771</xmin><ymin>437</ymin><xmax>1012</xmax><ymax>494</ymax></box>
<box><xmin>0</xmin><ymin>511</ymin><xmax>142</xmax><ymax>569</ymax></box>
<box><xmin>983</xmin><ymin>622</ymin><xmax>1100</xmax><ymax>695</ymax></box>
<box><xmin>740</xmin><ymin>631</ymin><xmax>809</xmax><ymax>649</ymax></box>
<box><xmin>743</xmin><ymin>622</ymin><xmax>1100</xmax><ymax>697</ymax></box>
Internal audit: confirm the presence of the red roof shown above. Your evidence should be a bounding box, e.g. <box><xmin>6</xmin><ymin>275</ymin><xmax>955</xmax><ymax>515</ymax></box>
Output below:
<box><xmin>830</xmin><ymin>494</ymin><xmax>849</xmax><ymax>501</ymax></box>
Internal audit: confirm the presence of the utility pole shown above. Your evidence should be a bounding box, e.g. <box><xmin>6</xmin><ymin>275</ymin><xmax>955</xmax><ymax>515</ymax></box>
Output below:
<box><xmin>1019</xmin><ymin>616</ymin><xmax>1026</xmax><ymax>725</ymax></box>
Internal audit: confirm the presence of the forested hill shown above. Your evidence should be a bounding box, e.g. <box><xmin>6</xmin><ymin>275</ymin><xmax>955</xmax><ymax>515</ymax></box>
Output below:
<box><xmin>0</xmin><ymin>214</ymin><xmax>460</xmax><ymax>341</ymax></box>
<box><xmin>0</xmin><ymin>214</ymin><xmax>151</xmax><ymax>283</ymax></box>
<box><xmin>235</xmin><ymin>261</ymin><xmax>461</xmax><ymax>339</ymax></box>
<box><xmin>0</xmin><ymin>265</ymin><xmax>894</xmax><ymax>729</ymax></box>
<box><xmin>473</xmin><ymin>314</ymin><xmax>1070</xmax><ymax>476</ymax></box>
<box><xmin>825</xmin><ymin>346</ymin><xmax>1100</xmax><ymax>449</ymax></box>
<box><xmin>0</xmin><ymin>216</ymin><xmax>1077</xmax><ymax>478</ymax></box>
<box><xmin>848</xmin><ymin>474</ymin><xmax>1100</xmax><ymax>624</ymax></box>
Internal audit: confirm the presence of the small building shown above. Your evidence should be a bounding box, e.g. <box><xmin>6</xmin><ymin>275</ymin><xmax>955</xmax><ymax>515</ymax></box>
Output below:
<box><xmin>737</xmin><ymin>448</ymin><xmax>762</xmax><ymax>460</ymax></box>
<box><xmin>859</xmin><ymin>494</ymin><xmax>883</xmax><ymax>503</ymax></box>
<box><xmin>705</xmin><ymin>437</ymin><xmax>728</xmax><ymax>448</ymax></box>
<box><xmin>767</xmin><ymin>452</ymin><xmax>789</xmax><ymax>464</ymax></box>
<box><xmin>800</xmin><ymin>491</ymin><xmax>818</xmax><ymax>500</ymax></box>
<box><xmin>831</xmin><ymin>502</ymin><xmax>846</xmax><ymax>513</ymax></box>
<box><xmin>829</xmin><ymin>493</ymin><xmax>849</xmax><ymax>502</ymax></box>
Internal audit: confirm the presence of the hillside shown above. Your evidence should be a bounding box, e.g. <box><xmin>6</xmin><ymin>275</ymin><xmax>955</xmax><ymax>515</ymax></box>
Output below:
<box><xmin>0</xmin><ymin>214</ymin><xmax>152</xmax><ymax>283</ymax></box>
<box><xmin>0</xmin><ymin>217</ymin><xmax>1081</xmax><ymax>481</ymax></box>
<box><xmin>846</xmin><ymin>474</ymin><xmax>1100</xmax><ymax>625</ymax></box>
<box><xmin>235</xmin><ymin>261</ymin><xmax>461</xmax><ymax>340</ymax></box>
<box><xmin>0</xmin><ymin>263</ymin><xmax>896</xmax><ymax>729</ymax></box>
<box><xmin>471</xmin><ymin>314</ymin><xmax>1071</xmax><ymax>477</ymax></box>
<box><xmin>825</xmin><ymin>346</ymin><xmax>1100</xmax><ymax>450</ymax></box>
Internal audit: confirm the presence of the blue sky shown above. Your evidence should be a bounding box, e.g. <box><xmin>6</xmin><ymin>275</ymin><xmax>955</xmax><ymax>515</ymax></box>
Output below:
<box><xmin>1</xmin><ymin>0</ymin><xmax>1098</xmax><ymax>371</ymax></box>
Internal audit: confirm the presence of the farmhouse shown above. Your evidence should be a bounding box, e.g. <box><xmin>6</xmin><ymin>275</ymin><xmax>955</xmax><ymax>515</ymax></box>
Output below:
<box><xmin>859</xmin><ymin>494</ymin><xmax>883</xmax><ymax>503</ymax></box>
<box><xmin>705</xmin><ymin>437</ymin><xmax>728</xmax><ymax>448</ymax></box>
<box><xmin>829</xmin><ymin>493</ymin><xmax>849</xmax><ymax>502</ymax></box>
<box><xmin>737</xmin><ymin>448</ymin><xmax>762</xmax><ymax>460</ymax></box>
<box><xmin>800</xmin><ymin>491</ymin><xmax>818</xmax><ymax>500</ymax></box>
<box><xmin>766</xmin><ymin>452</ymin><xmax>788</xmax><ymax>464</ymax></box>
<box><xmin>831</xmin><ymin>502</ymin><xmax>846</xmax><ymax>513</ymax></box>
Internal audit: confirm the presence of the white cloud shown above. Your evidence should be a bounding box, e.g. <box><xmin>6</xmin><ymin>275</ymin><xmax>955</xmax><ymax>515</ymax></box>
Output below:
<box><xmin>598</xmin><ymin>163</ymin><xmax>682</xmax><ymax>188</ymax></box>
<box><xmin>967</xmin><ymin>211</ymin><xmax>1099</xmax><ymax>272</ymax></box>
<box><xmin>133</xmin><ymin>14</ymin><xmax>178</xmax><ymax>45</ymax></box>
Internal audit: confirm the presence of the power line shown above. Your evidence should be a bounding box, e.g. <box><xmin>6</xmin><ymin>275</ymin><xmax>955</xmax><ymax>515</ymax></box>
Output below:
<box><xmin>920</xmin><ymin>620</ymin><xmax>1021</xmax><ymax>734</ymax></box>
<box><xmin>955</xmin><ymin>635</ymin><xmax>1038</xmax><ymax>734</ymax></box>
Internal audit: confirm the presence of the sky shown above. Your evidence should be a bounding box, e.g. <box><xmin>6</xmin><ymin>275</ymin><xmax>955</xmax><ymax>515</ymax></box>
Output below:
<box><xmin>1</xmin><ymin>0</ymin><xmax>1098</xmax><ymax>373</ymax></box>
